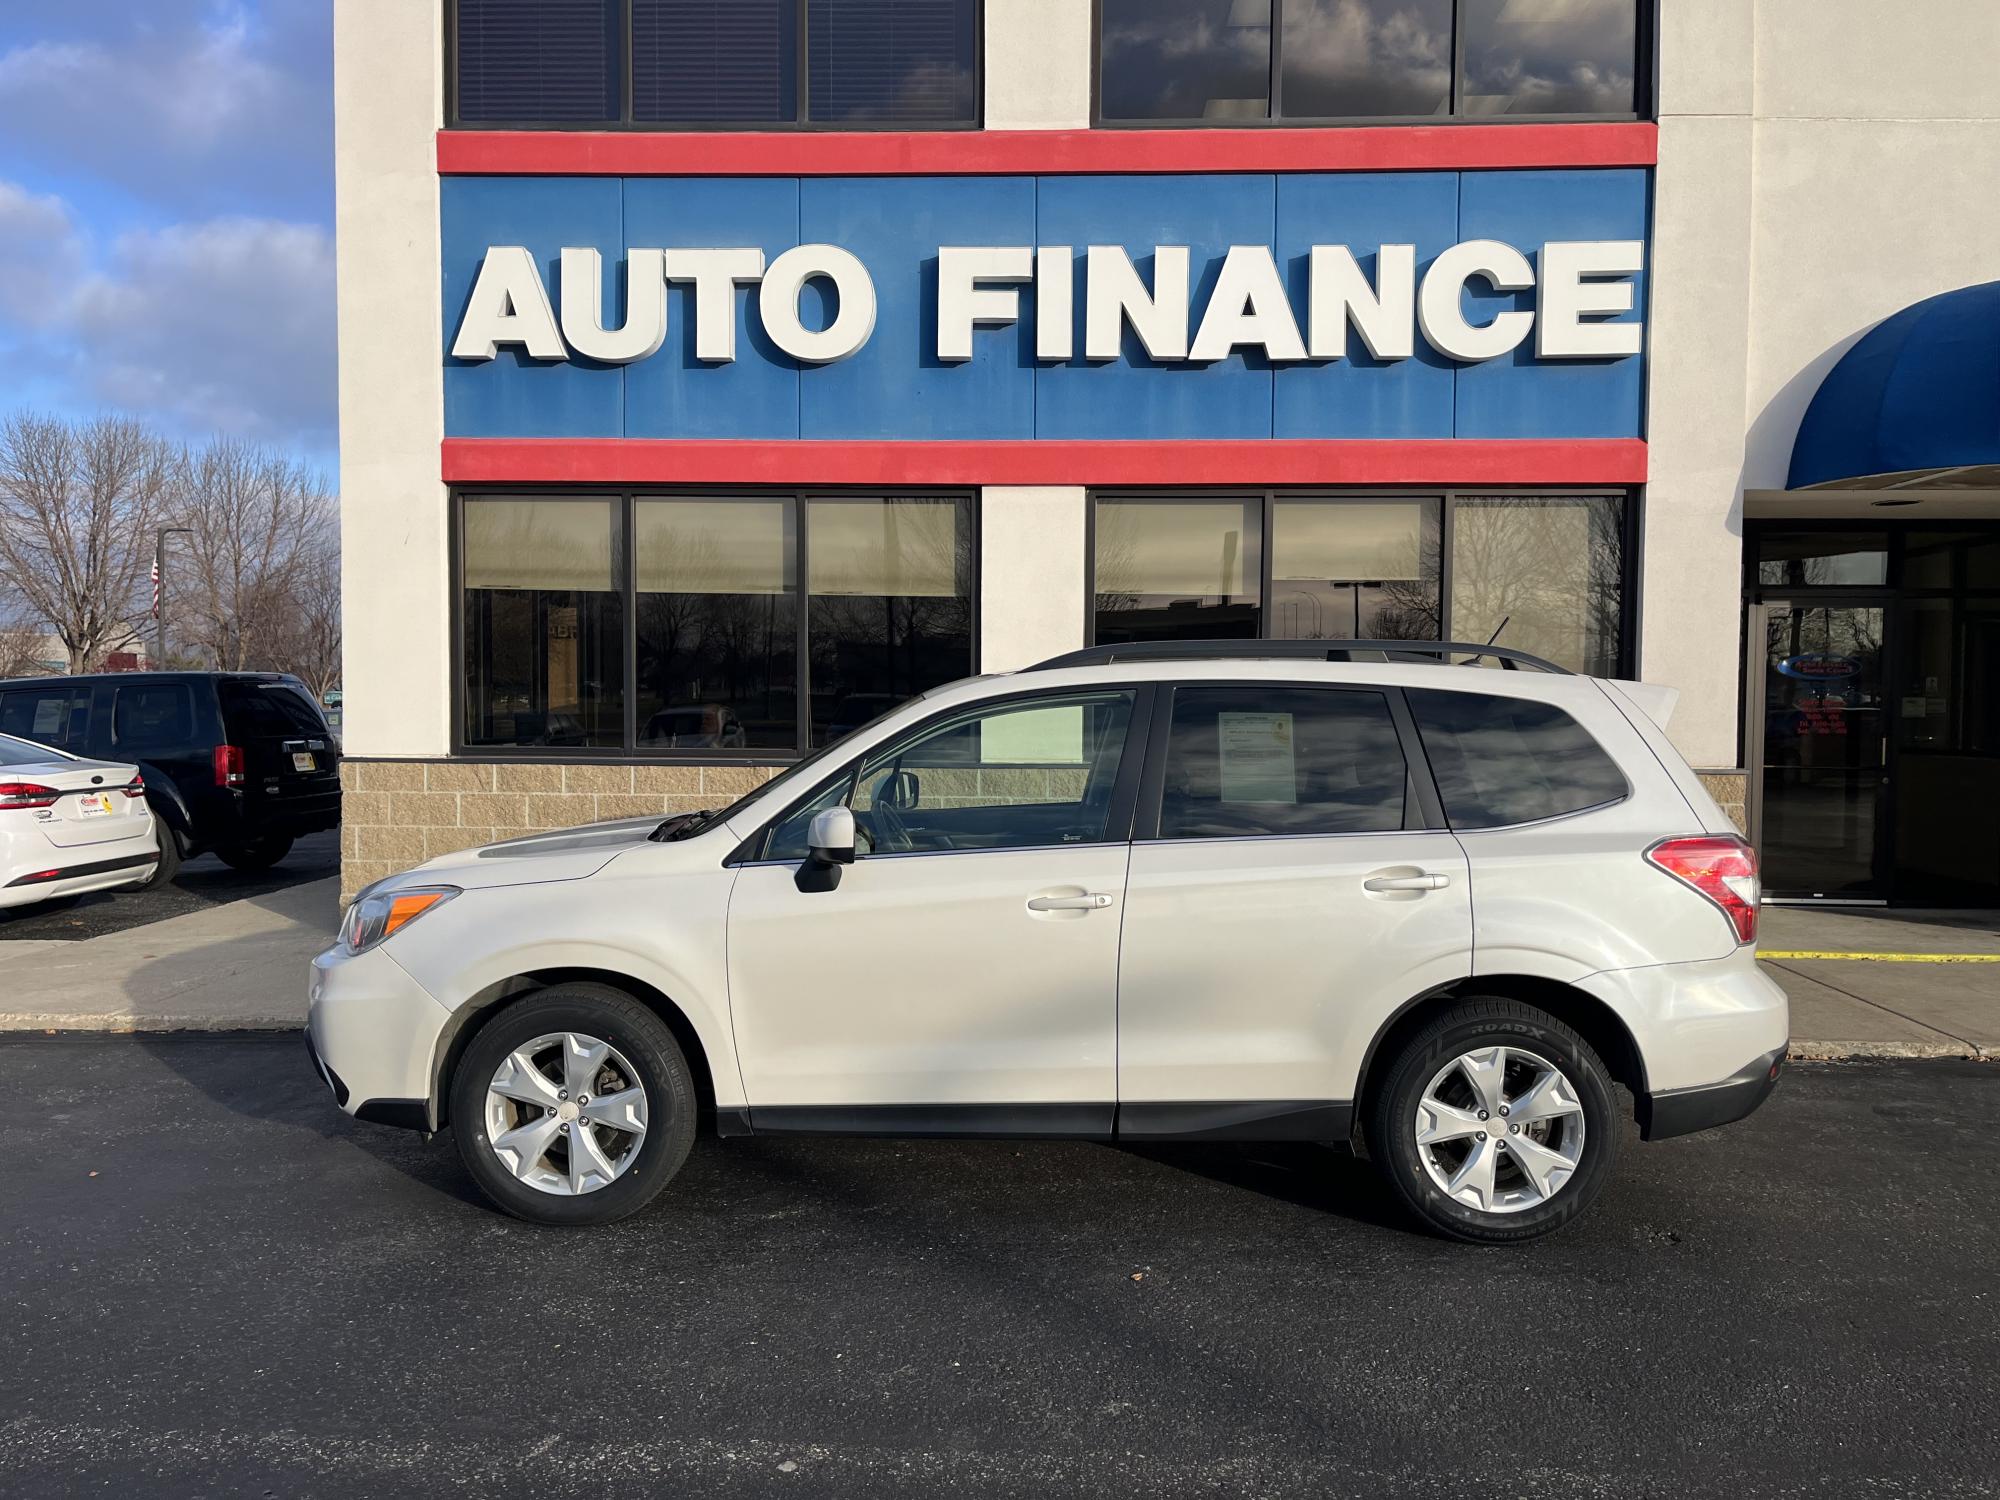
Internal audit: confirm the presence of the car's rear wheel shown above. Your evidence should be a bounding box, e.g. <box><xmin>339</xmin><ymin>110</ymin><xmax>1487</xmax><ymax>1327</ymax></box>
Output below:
<box><xmin>449</xmin><ymin>984</ymin><xmax>697</xmax><ymax>1226</ymax></box>
<box><xmin>138</xmin><ymin>823</ymin><xmax>182</xmax><ymax>889</ymax></box>
<box><xmin>1369</xmin><ymin>998</ymin><xmax>1618</xmax><ymax>1244</ymax></box>
<box><xmin>217</xmin><ymin>834</ymin><xmax>293</xmax><ymax>872</ymax></box>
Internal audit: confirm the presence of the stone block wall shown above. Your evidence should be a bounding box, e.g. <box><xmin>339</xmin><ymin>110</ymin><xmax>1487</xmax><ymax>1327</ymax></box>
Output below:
<box><xmin>338</xmin><ymin>760</ymin><xmax>783</xmax><ymax>903</ymax></box>
<box><xmin>1698</xmin><ymin>773</ymin><xmax>1749</xmax><ymax>834</ymax></box>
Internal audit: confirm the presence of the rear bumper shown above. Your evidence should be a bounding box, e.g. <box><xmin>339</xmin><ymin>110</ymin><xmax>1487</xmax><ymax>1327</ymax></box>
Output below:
<box><xmin>0</xmin><ymin>849</ymin><xmax>157</xmax><ymax>909</ymax></box>
<box><xmin>1639</xmin><ymin>1047</ymin><xmax>1785</xmax><ymax>1141</ymax></box>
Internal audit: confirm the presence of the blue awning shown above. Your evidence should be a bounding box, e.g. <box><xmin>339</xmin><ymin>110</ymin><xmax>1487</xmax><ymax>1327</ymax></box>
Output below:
<box><xmin>1788</xmin><ymin>280</ymin><xmax>2000</xmax><ymax>489</ymax></box>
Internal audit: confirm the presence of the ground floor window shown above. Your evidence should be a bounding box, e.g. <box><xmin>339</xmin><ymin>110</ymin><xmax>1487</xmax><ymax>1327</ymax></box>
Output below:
<box><xmin>1090</xmin><ymin>490</ymin><xmax>1629</xmax><ymax>676</ymax></box>
<box><xmin>459</xmin><ymin>490</ymin><xmax>974</xmax><ymax>756</ymax></box>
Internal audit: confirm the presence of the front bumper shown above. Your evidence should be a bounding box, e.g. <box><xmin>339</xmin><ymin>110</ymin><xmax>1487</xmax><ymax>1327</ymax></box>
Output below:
<box><xmin>1639</xmin><ymin>1047</ymin><xmax>1785</xmax><ymax>1141</ymax></box>
<box><xmin>306</xmin><ymin>942</ymin><xmax>452</xmax><ymax>1130</ymax></box>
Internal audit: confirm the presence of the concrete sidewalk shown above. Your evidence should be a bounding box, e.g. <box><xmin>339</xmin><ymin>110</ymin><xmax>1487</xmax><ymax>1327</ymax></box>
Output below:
<box><xmin>0</xmin><ymin>878</ymin><xmax>1991</xmax><ymax>1061</ymax></box>
<box><xmin>0</xmin><ymin>878</ymin><xmax>337</xmax><ymax>1031</ymax></box>
<box><xmin>1760</xmin><ymin>906</ymin><xmax>1999</xmax><ymax>1061</ymax></box>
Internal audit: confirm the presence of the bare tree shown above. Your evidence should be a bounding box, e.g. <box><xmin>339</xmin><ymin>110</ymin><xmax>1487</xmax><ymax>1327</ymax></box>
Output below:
<box><xmin>0</xmin><ymin>413</ymin><xmax>171</xmax><ymax>672</ymax></box>
<box><xmin>172</xmin><ymin>438</ymin><xmax>336</xmax><ymax>674</ymax></box>
<box><xmin>259</xmin><ymin>528</ymin><xmax>342</xmax><ymax>698</ymax></box>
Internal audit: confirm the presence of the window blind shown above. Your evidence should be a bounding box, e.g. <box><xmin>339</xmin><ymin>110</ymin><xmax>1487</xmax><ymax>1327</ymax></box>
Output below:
<box><xmin>807</xmin><ymin>0</ymin><xmax>975</xmax><ymax>124</ymax></box>
<box><xmin>632</xmin><ymin>0</ymin><xmax>799</xmax><ymax>123</ymax></box>
<box><xmin>456</xmin><ymin>0</ymin><xmax>620</xmax><ymax>123</ymax></box>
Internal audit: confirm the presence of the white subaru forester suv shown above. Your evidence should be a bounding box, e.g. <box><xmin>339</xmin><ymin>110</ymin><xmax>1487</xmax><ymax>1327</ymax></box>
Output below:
<box><xmin>307</xmin><ymin>641</ymin><xmax>1787</xmax><ymax>1244</ymax></box>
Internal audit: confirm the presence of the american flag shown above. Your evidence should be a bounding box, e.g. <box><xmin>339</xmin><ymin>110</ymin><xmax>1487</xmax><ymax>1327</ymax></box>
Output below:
<box><xmin>150</xmin><ymin>558</ymin><xmax>160</xmax><ymax>619</ymax></box>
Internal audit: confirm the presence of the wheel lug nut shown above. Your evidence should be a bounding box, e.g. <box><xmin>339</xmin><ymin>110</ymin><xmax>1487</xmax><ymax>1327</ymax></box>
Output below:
<box><xmin>1476</xmin><ymin>1131</ymin><xmax>1487</xmax><ymax>1141</ymax></box>
<box><xmin>546</xmin><ymin>1107</ymin><xmax>555</xmax><ymax>1117</ymax></box>
<box><xmin>1499</xmin><ymin>1106</ymin><xmax>1510</xmax><ymax>1117</ymax></box>
<box><xmin>1509</xmin><ymin>1124</ymin><xmax>1519</xmax><ymax>1135</ymax></box>
<box><xmin>559</xmin><ymin>1091</ymin><xmax>568</xmax><ymax>1101</ymax></box>
<box><xmin>1477</xmin><ymin>1110</ymin><xmax>1488</xmax><ymax>1121</ymax></box>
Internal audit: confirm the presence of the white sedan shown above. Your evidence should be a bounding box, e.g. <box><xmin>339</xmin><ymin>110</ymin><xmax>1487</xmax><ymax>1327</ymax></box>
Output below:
<box><xmin>0</xmin><ymin>732</ymin><xmax>160</xmax><ymax>911</ymax></box>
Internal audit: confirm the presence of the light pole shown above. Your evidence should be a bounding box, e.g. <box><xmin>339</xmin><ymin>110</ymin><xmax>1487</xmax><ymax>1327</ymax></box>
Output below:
<box><xmin>155</xmin><ymin>527</ymin><xmax>191</xmax><ymax>667</ymax></box>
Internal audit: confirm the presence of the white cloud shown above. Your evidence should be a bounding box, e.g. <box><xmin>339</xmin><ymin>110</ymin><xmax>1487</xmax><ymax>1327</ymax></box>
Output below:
<box><xmin>71</xmin><ymin>215</ymin><xmax>335</xmax><ymax>446</ymax></box>
<box><xmin>0</xmin><ymin>1</ymin><xmax>330</xmax><ymax>220</ymax></box>
<box><xmin>0</xmin><ymin>182</ymin><xmax>86</xmax><ymax>328</ymax></box>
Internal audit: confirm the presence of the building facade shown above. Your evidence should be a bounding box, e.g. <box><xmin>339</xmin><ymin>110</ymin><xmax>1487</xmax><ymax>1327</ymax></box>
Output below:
<box><xmin>335</xmin><ymin>0</ymin><xmax>2000</xmax><ymax>907</ymax></box>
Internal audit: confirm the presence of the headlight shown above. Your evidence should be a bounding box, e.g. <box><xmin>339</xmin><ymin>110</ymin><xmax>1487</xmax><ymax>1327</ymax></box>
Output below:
<box><xmin>339</xmin><ymin>885</ymin><xmax>459</xmax><ymax>955</ymax></box>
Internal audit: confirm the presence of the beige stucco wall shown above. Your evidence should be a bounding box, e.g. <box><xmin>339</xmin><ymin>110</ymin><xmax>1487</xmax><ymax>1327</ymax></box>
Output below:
<box><xmin>984</xmin><ymin>0</ymin><xmax>1092</xmax><ymax>129</ymax></box>
<box><xmin>334</xmin><ymin>0</ymin><xmax>449</xmax><ymax>760</ymax></box>
<box><xmin>978</xmin><ymin>486</ymin><xmax>1088</xmax><ymax>671</ymax></box>
<box><xmin>1645</xmin><ymin>0</ymin><xmax>2000</xmax><ymax>768</ymax></box>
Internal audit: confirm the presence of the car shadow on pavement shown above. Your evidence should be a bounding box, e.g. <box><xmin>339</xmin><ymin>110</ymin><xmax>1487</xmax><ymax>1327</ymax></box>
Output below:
<box><xmin>131</xmin><ymin>1031</ymin><xmax>491</xmax><ymax>1212</ymax></box>
<box><xmin>1114</xmin><ymin>1139</ymin><xmax>1411</xmax><ymax>1230</ymax></box>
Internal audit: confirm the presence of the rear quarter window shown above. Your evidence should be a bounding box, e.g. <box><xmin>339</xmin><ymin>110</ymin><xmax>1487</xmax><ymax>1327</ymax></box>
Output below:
<box><xmin>220</xmin><ymin>681</ymin><xmax>328</xmax><ymax>738</ymax></box>
<box><xmin>1408</xmin><ymin>688</ymin><xmax>1628</xmax><ymax>830</ymax></box>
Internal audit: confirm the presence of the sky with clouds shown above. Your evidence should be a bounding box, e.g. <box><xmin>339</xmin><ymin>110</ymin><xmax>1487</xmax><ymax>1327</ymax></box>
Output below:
<box><xmin>0</xmin><ymin>2</ymin><xmax>335</xmax><ymax>472</ymax></box>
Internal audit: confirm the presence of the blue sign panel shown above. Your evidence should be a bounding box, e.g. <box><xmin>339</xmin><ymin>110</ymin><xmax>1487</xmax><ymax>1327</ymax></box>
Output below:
<box><xmin>442</xmin><ymin>168</ymin><xmax>1649</xmax><ymax>443</ymax></box>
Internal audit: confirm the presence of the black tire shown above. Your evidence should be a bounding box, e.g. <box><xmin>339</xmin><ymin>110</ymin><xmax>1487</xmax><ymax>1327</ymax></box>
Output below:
<box><xmin>217</xmin><ymin>834</ymin><xmax>293</xmax><ymax>872</ymax></box>
<box><xmin>138</xmin><ymin>821</ymin><xmax>183</xmax><ymax>889</ymax></box>
<box><xmin>1368</xmin><ymin>998</ymin><xmax>1619</xmax><ymax>1245</ymax></box>
<box><xmin>449</xmin><ymin>984</ymin><xmax>697</xmax><ymax>1227</ymax></box>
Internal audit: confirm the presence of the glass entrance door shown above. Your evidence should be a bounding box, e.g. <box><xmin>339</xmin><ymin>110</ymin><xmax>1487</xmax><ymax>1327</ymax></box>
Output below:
<box><xmin>1754</xmin><ymin>600</ymin><xmax>1890</xmax><ymax>899</ymax></box>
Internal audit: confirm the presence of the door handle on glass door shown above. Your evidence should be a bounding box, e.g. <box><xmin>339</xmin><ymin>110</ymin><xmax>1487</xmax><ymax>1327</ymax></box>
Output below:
<box><xmin>1362</xmin><ymin>873</ymin><xmax>1451</xmax><ymax>893</ymax></box>
<box><xmin>1026</xmin><ymin>893</ymin><xmax>1113</xmax><ymax>911</ymax></box>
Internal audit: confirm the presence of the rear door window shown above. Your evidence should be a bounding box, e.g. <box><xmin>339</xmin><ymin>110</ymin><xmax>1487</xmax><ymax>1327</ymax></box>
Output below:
<box><xmin>0</xmin><ymin>687</ymin><xmax>79</xmax><ymax>748</ymax></box>
<box><xmin>1407</xmin><ymin>688</ymin><xmax>1628</xmax><ymax>829</ymax></box>
<box><xmin>1155</xmin><ymin>686</ymin><xmax>1407</xmax><ymax>839</ymax></box>
<box><xmin>112</xmin><ymin>683</ymin><xmax>197</xmax><ymax>751</ymax></box>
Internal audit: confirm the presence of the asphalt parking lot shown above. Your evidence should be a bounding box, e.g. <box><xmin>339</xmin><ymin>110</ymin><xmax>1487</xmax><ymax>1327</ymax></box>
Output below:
<box><xmin>2</xmin><ymin>1038</ymin><xmax>1994</xmax><ymax>1499</ymax></box>
<box><xmin>0</xmin><ymin>829</ymin><xmax>339</xmax><ymax>943</ymax></box>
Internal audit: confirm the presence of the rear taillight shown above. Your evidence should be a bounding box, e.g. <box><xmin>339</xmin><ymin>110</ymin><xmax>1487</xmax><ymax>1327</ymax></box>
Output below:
<box><xmin>1646</xmin><ymin>834</ymin><xmax>1760</xmax><ymax>945</ymax></box>
<box><xmin>123</xmin><ymin>774</ymin><xmax>145</xmax><ymax>799</ymax></box>
<box><xmin>0</xmin><ymin>782</ymin><xmax>59</xmax><ymax>811</ymax></box>
<box><xmin>214</xmin><ymin>744</ymin><xmax>245</xmax><ymax>788</ymax></box>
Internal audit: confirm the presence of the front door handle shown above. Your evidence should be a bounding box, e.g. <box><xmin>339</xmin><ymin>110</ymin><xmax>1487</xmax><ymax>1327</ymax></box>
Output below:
<box><xmin>1027</xmin><ymin>893</ymin><xmax>1114</xmax><ymax>911</ymax></box>
<box><xmin>1363</xmin><ymin>872</ymin><xmax>1451</xmax><ymax>893</ymax></box>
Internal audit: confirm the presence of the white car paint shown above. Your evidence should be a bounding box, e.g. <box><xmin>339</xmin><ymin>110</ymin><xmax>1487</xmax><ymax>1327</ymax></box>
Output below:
<box><xmin>308</xmin><ymin>657</ymin><xmax>1786</xmax><ymax>1140</ymax></box>
<box><xmin>0</xmin><ymin>732</ymin><xmax>159</xmax><ymax>911</ymax></box>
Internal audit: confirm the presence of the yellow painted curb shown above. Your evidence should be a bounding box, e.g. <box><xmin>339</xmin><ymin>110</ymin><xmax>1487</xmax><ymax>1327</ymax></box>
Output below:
<box><xmin>1760</xmin><ymin>950</ymin><xmax>2000</xmax><ymax>964</ymax></box>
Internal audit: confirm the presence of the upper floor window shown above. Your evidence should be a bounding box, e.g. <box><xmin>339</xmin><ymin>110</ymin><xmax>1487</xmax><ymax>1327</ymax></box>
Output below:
<box><xmin>1096</xmin><ymin>0</ymin><xmax>1643</xmax><ymax>125</ymax></box>
<box><xmin>452</xmin><ymin>0</ymin><xmax>980</xmax><ymax>128</ymax></box>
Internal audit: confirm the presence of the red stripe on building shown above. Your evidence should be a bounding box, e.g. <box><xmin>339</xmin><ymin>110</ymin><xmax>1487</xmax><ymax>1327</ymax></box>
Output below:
<box><xmin>442</xmin><ymin>438</ymin><xmax>1648</xmax><ymax>488</ymax></box>
<box><xmin>437</xmin><ymin>123</ymin><xmax>1656</xmax><ymax>178</ymax></box>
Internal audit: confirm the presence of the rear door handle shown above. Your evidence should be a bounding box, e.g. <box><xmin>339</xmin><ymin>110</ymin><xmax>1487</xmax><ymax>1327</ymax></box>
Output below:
<box><xmin>1027</xmin><ymin>893</ymin><xmax>1114</xmax><ymax>911</ymax></box>
<box><xmin>1363</xmin><ymin>873</ymin><xmax>1451</xmax><ymax>892</ymax></box>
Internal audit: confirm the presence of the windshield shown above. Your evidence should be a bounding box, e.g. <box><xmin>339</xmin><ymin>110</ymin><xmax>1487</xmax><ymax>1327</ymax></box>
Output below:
<box><xmin>0</xmin><ymin>732</ymin><xmax>70</xmax><ymax>767</ymax></box>
<box><xmin>651</xmin><ymin>699</ymin><xmax>915</xmax><ymax>842</ymax></box>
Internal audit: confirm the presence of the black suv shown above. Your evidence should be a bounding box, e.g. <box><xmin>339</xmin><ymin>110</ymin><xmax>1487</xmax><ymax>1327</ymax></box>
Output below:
<box><xmin>0</xmin><ymin>672</ymin><xmax>340</xmax><ymax>881</ymax></box>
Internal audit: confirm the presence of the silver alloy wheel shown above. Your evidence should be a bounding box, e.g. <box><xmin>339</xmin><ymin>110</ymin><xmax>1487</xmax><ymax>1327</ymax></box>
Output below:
<box><xmin>483</xmin><ymin>1032</ymin><xmax>649</xmax><ymax>1196</ymax></box>
<box><xmin>1414</xmin><ymin>1045</ymin><xmax>1586</xmax><ymax>1214</ymax></box>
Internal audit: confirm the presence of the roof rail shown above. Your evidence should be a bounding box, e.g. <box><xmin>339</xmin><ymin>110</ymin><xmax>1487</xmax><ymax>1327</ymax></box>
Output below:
<box><xmin>1026</xmin><ymin>639</ymin><xmax>1572</xmax><ymax>674</ymax></box>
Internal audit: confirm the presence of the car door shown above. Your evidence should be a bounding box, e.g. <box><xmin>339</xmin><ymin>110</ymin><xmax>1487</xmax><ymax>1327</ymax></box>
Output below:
<box><xmin>726</xmin><ymin>686</ymin><xmax>1150</xmax><ymax>1132</ymax></box>
<box><xmin>1115</xmin><ymin>682</ymin><xmax>1473</xmax><ymax>1136</ymax></box>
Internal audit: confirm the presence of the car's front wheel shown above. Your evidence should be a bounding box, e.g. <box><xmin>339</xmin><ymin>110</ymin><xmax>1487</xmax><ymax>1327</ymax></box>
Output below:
<box><xmin>449</xmin><ymin>984</ymin><xmax>697</xmax><ymax>1226</ymax></box>
<box><xmin>1369</xmin><ymin>998</ymin><xmax>1619</xmax><ymax>1244</ymax></box>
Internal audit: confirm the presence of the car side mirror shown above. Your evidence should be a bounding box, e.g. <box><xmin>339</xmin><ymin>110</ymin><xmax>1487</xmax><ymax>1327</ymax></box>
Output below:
<box><xmin>795</xmin><ymin>807</ymin><xmax>855</xmax><ymax>893</ymax></box>
<box><xmin>808</xmin><ymin>807</ymin><xmax>856</xmax><ymax>865</ymax></box>
<box><xmin>881</xmin><ymin>769</ymin><xmax>919</xmax><ymax>810</ymax></box>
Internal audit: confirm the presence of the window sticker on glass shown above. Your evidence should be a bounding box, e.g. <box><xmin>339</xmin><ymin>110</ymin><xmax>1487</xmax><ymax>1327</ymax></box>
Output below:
<box><xmin>1218</xmin><ymin>712</ymin><xmax>1297</xmax><ymax>803</ymax></box>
